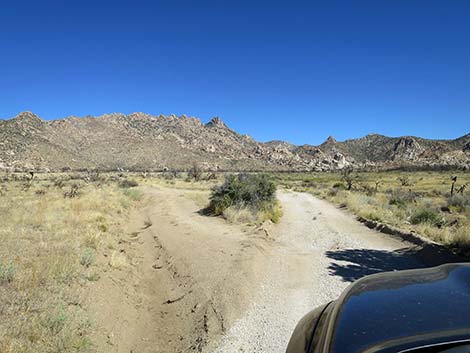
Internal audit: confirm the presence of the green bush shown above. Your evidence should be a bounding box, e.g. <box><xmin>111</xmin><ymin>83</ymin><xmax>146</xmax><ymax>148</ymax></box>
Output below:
<box><xmin>207</xmin><ymin>173</ymin><xmax>280</xmax><ymax>223</ymax></box>
<box><xmin>410</xmin><ymin>209</ymin><xmax>446</xmax><ymax>227</ymax></box>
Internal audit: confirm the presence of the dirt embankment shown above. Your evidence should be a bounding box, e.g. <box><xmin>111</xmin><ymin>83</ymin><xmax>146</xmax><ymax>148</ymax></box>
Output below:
<box><xmin>85</xmin><ymin>187</ymin><xmax>453</xmax><ymax>353</ymax></box>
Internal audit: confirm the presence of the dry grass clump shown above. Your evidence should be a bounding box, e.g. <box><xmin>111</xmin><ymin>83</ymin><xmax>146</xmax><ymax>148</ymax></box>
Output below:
<box><xmin>222</xmin><ymin>206</ymin><xmax>259</xmax><ymax>224</ymax></box>
<box><xmin>0</xmin><ymin>173</ymin><xmax>142</xmax><ymax>352</ymax></box>
<box><xmin>275</xmin><ymin>171</ymin><xmax>470</xmax><ymax>250</ymax></box>
<box><xmin>447</xmin><ymin>194</ymin><xmax>470</xmax><ymax>213</ymax></box>
<box><xmin>109</xmin><ymin>251</ymin><xmax>128</xmax><ymax>269</ymax></box>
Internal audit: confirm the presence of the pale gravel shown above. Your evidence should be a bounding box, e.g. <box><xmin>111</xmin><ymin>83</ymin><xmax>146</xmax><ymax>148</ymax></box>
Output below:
<box><xmin>208</xmin><ymin>191</ymin><xmax>424</xmax><ymax>353</ymax></box>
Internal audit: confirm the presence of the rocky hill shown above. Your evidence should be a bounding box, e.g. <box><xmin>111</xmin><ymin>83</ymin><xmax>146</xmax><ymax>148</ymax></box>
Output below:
<box><xmin>0</xmin><ymin>111</ymin><xmax>469</xmax><ymax>172</ymax></box>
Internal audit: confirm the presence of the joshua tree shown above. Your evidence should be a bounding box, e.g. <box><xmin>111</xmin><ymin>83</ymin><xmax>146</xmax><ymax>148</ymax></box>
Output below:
<box><xmin>398</xmin><ymin>176</ymin><xmax>410</xmax><ymax>186</ymax></box>
<box><xmin>457</xmin><ymin>184</ymin><xmax>467</xmax><ymax>195</ymax></box>
<box><xmin>451</xmin><ymin>176</ymin><xmax>457</xmax><ymax>196</ymax></box>
<box><xmin>374</xmin><ymin>180</ymin><xmax>381</xmax><ymax>192</ymax></box>
<box><xmin>341</xmin><ymin>166</ymin><xmax>355</xmax><ymax>190</ymax></box>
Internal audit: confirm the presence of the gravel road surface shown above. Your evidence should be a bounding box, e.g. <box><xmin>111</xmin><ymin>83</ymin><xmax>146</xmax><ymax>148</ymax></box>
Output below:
<box><xmin>208</xmin><ymin>191</ymin><xmax>425</xmax><ymax>353</ymax></box>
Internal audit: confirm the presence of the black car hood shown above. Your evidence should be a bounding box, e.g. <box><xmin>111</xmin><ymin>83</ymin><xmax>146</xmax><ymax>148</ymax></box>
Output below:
<box><xmin>325</xmin><ymin>263</ymin><xmax>470</xmax><ymax>353</ymax></box>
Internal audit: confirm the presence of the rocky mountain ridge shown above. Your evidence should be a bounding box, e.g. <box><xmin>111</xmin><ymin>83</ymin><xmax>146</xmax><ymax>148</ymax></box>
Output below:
<box><xmin>0</xmin><ymin>111</ymin><xmax>469</xmax><ymax>172</ymax></box>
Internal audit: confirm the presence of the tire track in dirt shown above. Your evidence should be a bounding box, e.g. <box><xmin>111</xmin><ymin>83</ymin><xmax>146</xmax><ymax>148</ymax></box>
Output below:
<box><xmin>88</xmin><ymin>186</ymin><xmax>274</xmax><ymax>353</ymax></box>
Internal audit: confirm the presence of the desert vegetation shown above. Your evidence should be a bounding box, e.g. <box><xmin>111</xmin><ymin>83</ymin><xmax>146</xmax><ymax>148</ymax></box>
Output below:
<box><xmin>0</xmin><ymin>172</ymin><xmax>143</xmax><ymax>352</ymax></box>
<box><xmin>205</xmin><ymin>173</ymin><xmax>282</xmax><ymax>224</ymax></box>
<box><xmin>275</xmin><ymin>171</ymin><xmax>470</xmax><ymax>250</ymax></box>
<box><xmin>0</xmin><ymin>168</ymin><xmax>468</xmax><ymax>352</ymax></box>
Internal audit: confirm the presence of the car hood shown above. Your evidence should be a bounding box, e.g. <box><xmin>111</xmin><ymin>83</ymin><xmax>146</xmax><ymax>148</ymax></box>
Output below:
<box><xmin>326</xmin><ymin>263</ymin><xmax>470</xmax><ymax>353</ymax></box>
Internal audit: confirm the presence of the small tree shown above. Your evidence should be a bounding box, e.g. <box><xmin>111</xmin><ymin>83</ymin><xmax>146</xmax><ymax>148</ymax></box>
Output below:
<box><xmin>341</xmin><ymin>166</ymin><xmax>355</xmax><ymax>190</ymax></box>
<box><xmin>188</xmin><ymin>163</ymin><xmax>202</xmax><ymax>181</ymax></box>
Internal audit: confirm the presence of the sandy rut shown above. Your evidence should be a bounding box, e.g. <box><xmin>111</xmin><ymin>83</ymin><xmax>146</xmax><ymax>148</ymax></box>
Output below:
<box><xmin>87</xmin><ymin>186</ymin><xmax>430</xmax><ymax>353</ymax></box>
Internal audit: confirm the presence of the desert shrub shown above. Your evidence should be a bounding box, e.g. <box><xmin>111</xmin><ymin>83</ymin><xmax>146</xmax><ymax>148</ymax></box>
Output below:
<box><xmin>163</xmin><ymin>171</ymin><xmax>178</xmax><ymax>180</ymax></box>
<box><xmin>398</xmin><ymin>176</ymin><xmax>411</xmax><ymax>186</ymax></box>
<box><xmin>447</xmin><ymin>194</ymin><xmax>470</xmax><ymax>213</ymax></box>
<box><xmin>0</xmin><ymin>262</ymin><xmax>15</xmax><ymax>284</ymax></box>
<box><xmin>40</xmin><ymin>305</ymin><xmax>69</xmax><ymax>335</ymax></box>
<box><xmin>332</xmin><ymin>182</ymin><xmax>346</xmax><ymax>189</ymax></box>
<box><xmin>361</xmin><ymin>184</ymin><xmax>376</xmax><ymax>196</ymax></box>
<box><xmin>122</xmin><ymin>188</ymin><xmax>143</xmax><ymax>201</ymax></box>
<box><xmin>301</xmin><ymin>179</ymin><xmax>317</xmax><ymax>188</ymax></box>
<box><xmin>410</xmin><ymin>209</ymin><xmax>446</xmax><ymax>227</ymax></box>
<box><xmin>328</xmin><ymin>188</ymin><xmax>339</xmax><ymax>197</ymax></box>
<box><xmin>389</xmin><ymin>198</ymin><xmax>407</xmax><ymax>209</ymax></box>
<box><xmin>85</xmin><ymin>170</ymin><xmax>101</xmax><ymax>182</ymax></box>
<box><xmin>64</xmin><ymin>183</ymin><xmax>81</xmax><ymax>198</ymax></box>
<box><xmin>188</xmin><ymin>163</ymin><xmax>202</xmax><ymax>181</ymax></box>
<box><xmin>119</xmin><ymin>179</ymin><xmax>138</xmax><ymax>188</ymax></box>
<box><xmin>205</xmin><ymin>172</ymin><xmax>217</xmax><ymax>181</ymax></box>
<box><xmin>80</xmin><ymin>248</ymin><xmax>95</xmax><ymax>267</ymax></box>
<box><xmin>207</xmin><ymin>173</ymin><xmax>280</xmax><ymax>223</ymax></box>
<box><xmin>389</xmin><ymin>189</ymin><xmax>417</xmax><ymax>208</ymax></box>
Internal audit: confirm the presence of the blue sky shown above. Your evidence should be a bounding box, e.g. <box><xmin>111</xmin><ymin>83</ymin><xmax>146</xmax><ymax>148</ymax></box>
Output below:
<box><xmin>0</xmin><ymin>1</ymin><xmax>469</xmax><ymax>145</ymax></box>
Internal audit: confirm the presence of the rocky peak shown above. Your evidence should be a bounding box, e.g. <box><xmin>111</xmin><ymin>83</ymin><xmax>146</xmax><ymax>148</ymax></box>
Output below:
<box><xmin>392</xmin><ymin>136</ymin><xmax>424</xmax><ymax>161</ymax></box>
<box><xmin>205</xmin><ymin>117</ymin><xmax>227</xmax><ymax>129</ymax></box>
<box><xmin>13</xmin><ymin>111</ymin><xmax>43</xmax><ymax>123</ymax></box>
<box><xmin>325</xmin><ymin>135</ymin><xmax>337</xmax><ymax>144</ymax></box>
<box><xmin>11</xmin><ymin>111</ymin><xmax>44</xmax><ymax>131</ymax></box>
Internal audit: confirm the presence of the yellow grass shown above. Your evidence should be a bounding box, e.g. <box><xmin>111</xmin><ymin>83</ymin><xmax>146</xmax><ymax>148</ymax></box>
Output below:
<box><xmin>0</xmin><ymin>174</ymin><xmax>142</xmax><ymax>352</ymax></box>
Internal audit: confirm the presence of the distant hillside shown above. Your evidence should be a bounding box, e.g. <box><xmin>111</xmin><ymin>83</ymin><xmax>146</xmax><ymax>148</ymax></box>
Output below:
<box><xmin>0</xmin><ymin>112</ymin><xmax>469</xmax><ymax>172</ymax></box>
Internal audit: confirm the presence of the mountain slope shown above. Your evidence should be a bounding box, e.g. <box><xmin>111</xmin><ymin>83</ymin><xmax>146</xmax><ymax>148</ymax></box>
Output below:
<box><xmin>0</xmin><ymin>112</ymin><xmax>469</xmax><ymax>171</ymax></box>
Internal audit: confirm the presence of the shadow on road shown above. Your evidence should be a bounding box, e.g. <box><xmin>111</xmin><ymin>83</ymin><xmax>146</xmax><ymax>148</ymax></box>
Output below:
<box><xmin>325</xmin><ymin>244</ymin><xmax>467</xmax><ymax>282</ymax></box>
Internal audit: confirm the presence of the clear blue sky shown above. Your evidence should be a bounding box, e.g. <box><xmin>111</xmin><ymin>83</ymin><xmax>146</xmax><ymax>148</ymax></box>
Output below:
<box><xmin>1</xmin><ymin>1</ymin><xmax>469</xmax><ymax>145</ymax></box>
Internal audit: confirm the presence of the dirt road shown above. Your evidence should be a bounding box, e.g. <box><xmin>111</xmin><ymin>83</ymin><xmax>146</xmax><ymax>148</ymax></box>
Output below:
<box><xmin>88</xmin><ymin>187</ymin><xmax>435</xmax><ymax>353</ymax></box>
